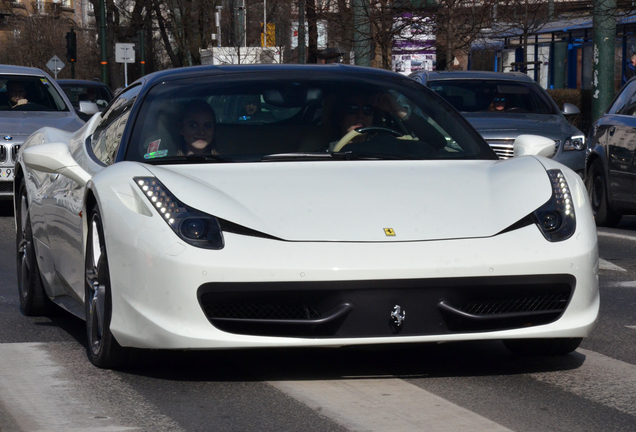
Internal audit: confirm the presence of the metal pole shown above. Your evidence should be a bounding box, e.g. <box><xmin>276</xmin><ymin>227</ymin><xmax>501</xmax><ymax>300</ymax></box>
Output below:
<box><xmin>140</xmin><ymin>30</ymin><xmax>146</xmax><ymax>77</ymax></box>
<box><xmin>592</xmin><ymin>0</ymin><xmax>617</xmax><ymax>123</ymax></box>
<box><xmin>298</xmin><ymin>0</ymin><xmax>305</xmax><ymax>63</ymax></box>
<box><xmin>124</xmin><ymin>50</ymin><xmax>128</xmax><ymax>87</ymax></box>
<box><xmin>99</xmin><ymin>0</ymin><xmax>108</xmax><ymax>85</ymax></box>
<box><xmin>263</xmin><ymin>0</ymin><xmax>267</xmax><ymax>47</ymax></box>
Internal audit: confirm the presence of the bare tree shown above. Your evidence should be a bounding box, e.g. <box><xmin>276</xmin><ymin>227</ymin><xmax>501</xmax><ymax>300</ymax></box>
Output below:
<box><xmin>434</xmin><ymin>0</ymin><xmax>498</xmax><ymax>71</ymax></box>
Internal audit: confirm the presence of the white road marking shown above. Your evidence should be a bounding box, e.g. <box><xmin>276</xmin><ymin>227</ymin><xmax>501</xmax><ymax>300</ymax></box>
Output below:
<box><xmin>530</xmin><ymin>348</ymin><xmax>636</xmax><ymax>417</ymax></box>
<box><xmin>0</xmin><ymin>343</ymin><xmax>137</xmax><ymax>432</ymax></box>
<box><xmin>597</xmin><ymin>231</ymin><xmax>636</xmax><ymax>241</ymax></box>
<box><xmin>270</xmin><ymin>378</ymin><xmax>513</xmax><ymax>432</ymax></box>
<box><xmin>599</xmin><ymin>258</ymin><xmax>627</xmax><ymax>272</ymax></box>
<box><xmin>626</xmin><ymin>325</ymin><xmax>636</xmax><ymax>330</ymax></box>
<box><xmin>608</xmin><ymin>281</ymin><xmax>636</xmax><ymax>288</ymax></box>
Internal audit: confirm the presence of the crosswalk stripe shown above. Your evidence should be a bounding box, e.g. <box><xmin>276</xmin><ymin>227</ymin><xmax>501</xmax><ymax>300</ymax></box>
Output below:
<box><xmin>269</xmin><ymin>378</ymin><xmax>513</xmax><ymax>432</ymax></box>
<box><xmin>597</xmin><ymin>231</ymin><xmax>636</xmax><ymax>241</ymax></box>
<box><xmin>0</xmin><ymin>343</ymin><xmax>138</xmax><ymax>432</ymax></box>
<box><xmin>599</xmin><ymin>258</ymin><xmax>627</xmax><ymax>272</ymax></box>
<box><xmin>530</xmin><ymin>348</ymin><xmax>636</xmax><ymax>417</ymax></box>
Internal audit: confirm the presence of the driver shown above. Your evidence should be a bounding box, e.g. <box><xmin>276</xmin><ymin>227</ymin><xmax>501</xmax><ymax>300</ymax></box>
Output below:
<box><xmin>326</xmin><ymin>92</ymin><xmax>412</xmax><ymax>151</ymax></box>
<box><xmin>6</xmin><ymin>81</ymin><xmax>28</xmax><ymax>108</ymax></box>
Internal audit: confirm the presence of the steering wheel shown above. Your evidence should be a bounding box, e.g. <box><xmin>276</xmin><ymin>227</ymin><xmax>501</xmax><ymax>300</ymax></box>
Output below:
<box><xmin>506</xmin><ymin>107</ymin><xmax>529</xmax><ymax>113</ymax></box>
<box><xmin>332</xmin><ymin>126</ymin><xmax>407</xmax><ymax>152</ymax></box>
<box><xmin>12</xmin><ymin>102</ymin><xmax>49</xmax><ymax>111</ymax></box>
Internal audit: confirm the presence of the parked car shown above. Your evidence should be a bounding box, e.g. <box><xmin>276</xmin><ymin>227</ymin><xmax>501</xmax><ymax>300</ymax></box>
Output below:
<box><xmin>57</xmin><ymin>79</ymin><xmax>114</xmax><ymax>122</ymax></box>
<box><xmin>15</xmin><ymin>64</ymin><xmax>598</xmax><ymax>368</ymax></box>
<box><xmin>0</xmin><ymin>65</ymin><xmax>84</xmax><ymax>200</ymax></box>
<box><xmin>409</xmin><ymin>71</ymin><xmax>587</xmax><ymax>176</ymax></box>
<box><xmin>586</xmin><ymin>78</ymin><xmax>636</xmax><ymax>226</ymax></box>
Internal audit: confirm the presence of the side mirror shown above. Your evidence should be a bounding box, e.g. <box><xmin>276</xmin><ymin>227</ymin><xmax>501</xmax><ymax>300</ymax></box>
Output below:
<box><xmin>22</xmin><ymin>143</ymin><xmax>90</xmax><ymax>186</ymax></box>
<box><xmin>78</xmin><ymin>100</ymin><xmax>100</xmax><ymax>115</ymax></box>
<box><xmin>513</xmin><ymin>134</ymin><xmax>556</xmax><ymax>158</ymax></box>
<box><xmin>562</xmin><ymin>103</ymin><xmax>580</xmax><ymax>115</ymax></box>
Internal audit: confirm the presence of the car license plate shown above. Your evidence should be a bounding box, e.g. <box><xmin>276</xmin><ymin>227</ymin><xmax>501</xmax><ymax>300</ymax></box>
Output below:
<box><xmin>0</xmin><ymin>168</ymin><xmax>14</xmax><ymax>181</ymax></box>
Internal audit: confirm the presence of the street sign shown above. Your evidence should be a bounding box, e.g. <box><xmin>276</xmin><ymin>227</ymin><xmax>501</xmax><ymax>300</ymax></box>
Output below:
<box><xmin>46</xmin><ymin>55</ymin><xmax>65</xmax><ymax>79</ymax></box>
<box><xmin>116</xmin><ymin>43</ymin><xmax>136</xmax><ymax>87</ymax></box>
<box><xmin>115</xmin><ymin>43</ymin><xmax>135</xmax><ymax>63</ymax></box>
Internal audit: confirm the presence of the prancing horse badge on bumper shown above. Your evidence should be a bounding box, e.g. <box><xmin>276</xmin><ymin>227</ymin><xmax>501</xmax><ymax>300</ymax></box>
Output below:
<box><xmin>390</xmin><ymin>305</ymin><xmax>405</xmax><ymax>328</ymax></box>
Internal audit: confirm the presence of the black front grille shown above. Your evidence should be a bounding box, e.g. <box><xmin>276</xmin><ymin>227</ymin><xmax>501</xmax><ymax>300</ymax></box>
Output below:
<box><xmin>204</xmin><ymin>302</ymin><xmax>321</xmax><ymax>320</ymax></box>
<box><xmin>11</xmin><ymin>145</ymin><xmax>20</xmax><ymax>162</ymax></box>
<box><xmin>458</xmin><ymin>293</ymin><xmax>569</xmax><ymax>315</ymax></box>
<box><xmin>0</xmin><ymin>181</ymin><xmax>13</xmax><ymax>194</ymax></box>
<box><xmin>197</xmin><ymin>274</ymin><xmax>575</xmax><ymax>338</ymax></box>
<box><xmin>0</xmin><ymin>145</ymin><xmax>6</xmax><ymax>163</ymax></box>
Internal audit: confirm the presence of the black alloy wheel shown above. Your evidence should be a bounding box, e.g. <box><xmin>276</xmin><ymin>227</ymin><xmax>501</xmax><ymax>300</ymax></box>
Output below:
<box><xmin>85</xmin><ymin>205</ymin><xmax>129</xmax><ymax>368</ymax></box>
<box><xmin>586</xmin><ymin>159</ymin><xmax>621</xmax><ymax>227</ymax></box>
<box><xmin>16</xmin><ymin>182</ymin><xmax>49</xmax><ymax>316</ymax></box>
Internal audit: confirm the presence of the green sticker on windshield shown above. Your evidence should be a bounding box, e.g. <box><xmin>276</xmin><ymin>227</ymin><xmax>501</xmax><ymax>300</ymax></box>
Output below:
<box><xmin>144</xmin><ymin>150</ymin><xmax>168</xmax><ymax>159</ymax></box>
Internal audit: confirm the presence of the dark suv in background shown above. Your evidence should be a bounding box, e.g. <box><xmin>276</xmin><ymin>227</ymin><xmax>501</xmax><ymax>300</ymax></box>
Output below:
<box><xmin>409</xmin><ymin>71</ymin><xmax>586</xmax><ymax>176</ymax></box>
<box><xmin>57</xmin><ymin>79</ymin><xmax>114</xmax><ymax>122</ymax></box>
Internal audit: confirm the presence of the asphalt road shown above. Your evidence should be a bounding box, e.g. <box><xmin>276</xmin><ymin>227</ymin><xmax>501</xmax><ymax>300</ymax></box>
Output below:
<box><xmin>0</xmin><ymin>200</ymin><xmax>635</xmax><ymax>432</ymax></box>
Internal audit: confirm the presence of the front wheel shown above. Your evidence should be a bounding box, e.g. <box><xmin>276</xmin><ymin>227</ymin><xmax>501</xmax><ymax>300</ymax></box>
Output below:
<box><xmin>85</xmin><ymin>205</ymin><xmax>130</xmax><ymax>368</ymax></box>
<box><xmin>586</xmin><ymin>159</ymin><xmax>621</xmax><ymax>227</ymax></box>
<box><xmin>16</xmin><ymin>182</ymin><xmax>50</xmax><ymax>316</ymax></box>
<box><xmin>503</xmin><ymin>338</ymin><xmax>582</xmax><ymax>356</ymax></box>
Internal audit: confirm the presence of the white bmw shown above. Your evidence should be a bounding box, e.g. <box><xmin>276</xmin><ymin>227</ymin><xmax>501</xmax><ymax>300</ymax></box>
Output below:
<box><xmin>14</xmin><ymin>64</ymin><xmax>599</xmax><ymax>368</ymax></box>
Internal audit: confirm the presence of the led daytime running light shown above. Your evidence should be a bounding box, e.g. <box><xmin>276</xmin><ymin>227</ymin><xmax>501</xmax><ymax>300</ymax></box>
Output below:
<box><xmin>134</xmin><ymin>176</ymin><xmax>224</xmax><ymax>249</ymax></box>
<box><xmin>533</xmin><ymin>169</ymin><xmax>576</xmax><ymax>242</ymax></box>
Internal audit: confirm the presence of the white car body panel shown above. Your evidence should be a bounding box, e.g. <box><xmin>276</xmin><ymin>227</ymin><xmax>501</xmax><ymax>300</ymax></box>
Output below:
<box><xmin>14</xmin><ymin>66</ymin><xmax>599</xmax><ymax>359</ymax></box>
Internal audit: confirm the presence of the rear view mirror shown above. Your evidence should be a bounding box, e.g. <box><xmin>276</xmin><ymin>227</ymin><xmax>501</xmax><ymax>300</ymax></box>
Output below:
<box><xmin>562</xmin><ymin>103</ymin><xmax>580</xmax><ymax>115</ymax></box>
<box><xmin>79</xmin><ymin>101</ymin><xmax>100</xmax><ymax>115</ymax></box>
<box><xmin>23</xmin><ymin>143</ymin><xmax>91</xmax><ymax>186</ymax></box>
<box><xmin>263</xmin><ymin>84</ymin><xmax>322</xmax><ymax>107</ymax></box>
<box><xmin>513</xmin><ymin>134</ymin><xmax>556</xmax><ymax>158</ymax></box>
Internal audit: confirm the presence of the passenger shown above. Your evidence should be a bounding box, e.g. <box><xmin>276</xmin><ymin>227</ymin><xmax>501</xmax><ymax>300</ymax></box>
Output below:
<box><xmin>6</xmin><ymin>81</ymin><xmax>28</xmax><ymax>108</ymax></box>
<box><xmin>178</xmin><ymin>100</ymin><xmax>218</xmax><ymax>156</ymax></box>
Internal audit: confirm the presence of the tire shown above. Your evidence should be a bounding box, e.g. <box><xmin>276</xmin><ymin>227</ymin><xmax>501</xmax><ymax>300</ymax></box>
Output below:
<box><xmin>586</xmin><ymin>159</ymin><xmax>621</xmax><ymax>227</ymax></box>
<box><xmin>503</xmin><ymin>338</ymin><xmax>582</xmax><ymax>356</ymax></box>
<box><xmin>16</xmin><ymin>182</ymin><xmax>50</xmax><ymax>316</ymax></box>
<box><xmin>85</xmin><ymin>205</ymin><xmax>130</xmax><ymax>369</ymax></box>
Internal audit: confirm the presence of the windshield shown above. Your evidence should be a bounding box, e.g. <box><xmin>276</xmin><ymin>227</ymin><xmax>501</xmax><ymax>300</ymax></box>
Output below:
<box><xmin>126</xmin><ymin>75</ymin><xmax>496</xmax><ymax>163</ymax></box>
<box><xmin>0</xmin><ymin>75</ymin><xmax>69</xmax><ymax>112</ymax></box>
<box><xmin>59</xmin><ymin>84</ymin><xmax>112</xmax><ymax>111</ymax></box>
<box><xmin>428</xmin><ymin>79</ymin><xmax>557</xmax><ymax>115</ymax></box>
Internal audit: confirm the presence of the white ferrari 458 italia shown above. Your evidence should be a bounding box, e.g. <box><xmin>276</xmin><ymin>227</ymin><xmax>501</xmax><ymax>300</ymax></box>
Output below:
<box><xmin>14</xmin><ymin>64</ymin><xmax>599</xmax><ymax>368</ymax></box>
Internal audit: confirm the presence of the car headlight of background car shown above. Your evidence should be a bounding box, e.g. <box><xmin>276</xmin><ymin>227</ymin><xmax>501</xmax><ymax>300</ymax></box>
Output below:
<box><xmin>533</xmin><ymin>169</ymin><xmax>576</xmax><ymax>242</ymax></box>
<box><xmin>135</xmin><ymin>177</ymin><xmax>224</xmax><ymax>249</ymax></box>
<box><xmin>562</xmin><ymin>135</ymin><xmax>586</xmax><ymax>152</ymax></box>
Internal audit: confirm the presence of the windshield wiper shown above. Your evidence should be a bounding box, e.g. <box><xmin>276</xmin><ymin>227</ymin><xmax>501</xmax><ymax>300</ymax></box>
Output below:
<box><xmin>261</xmin><ymin>152</ymin><xmax>333</xmax><ymax>161</ymax></box>
<box><xmin>144</xmin><ymin>154</ymin><xmax>232</xmax><ymax>164</ymax></box>
<box><xmin>329</xmin><ymin>152</ymin><xmax>418</xmax><ymax>160</ymax></box>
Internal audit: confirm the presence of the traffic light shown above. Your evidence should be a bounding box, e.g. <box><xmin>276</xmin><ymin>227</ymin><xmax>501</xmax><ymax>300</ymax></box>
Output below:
<box><xmin>65</xmin><ymin>29</ymin><xmax>77</xmax><ymax>62</ymax></box>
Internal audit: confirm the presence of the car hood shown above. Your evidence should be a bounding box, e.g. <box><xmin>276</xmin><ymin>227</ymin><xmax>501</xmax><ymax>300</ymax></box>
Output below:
<box><xmin>462</xmin><ymin>113</ymin><xmax>575</xmax><ymax>140</ymax></box>
<box><xmin>144</xmin><ymin>157</ymin><xmax>552</xmax><ymax>242</ymax></box>
<box><xmin>0</xmin><ymin>112</ymin><xmax>83</xmax><ymax>143</ymax></box>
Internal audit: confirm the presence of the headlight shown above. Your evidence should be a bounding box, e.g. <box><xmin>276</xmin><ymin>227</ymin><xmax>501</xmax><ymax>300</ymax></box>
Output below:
<box><xmin>533</xmin><ymin>170</ymin><xmax>575</xmax><ymax>242</ymax></box>
<box><xmin>134</xmin><ymin>176</ymin><xmax>224</xmax><ymax>250</ymax></box>
<box><xmin>563</xmin><ymin>135</ymin><xmax>585</xmax><ymax>151</ymax></box>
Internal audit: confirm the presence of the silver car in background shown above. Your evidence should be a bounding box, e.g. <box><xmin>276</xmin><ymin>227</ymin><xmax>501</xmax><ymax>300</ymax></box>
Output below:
<box><xmin>409</xmin><ymin>71</ymin><xmax>586</xmax><ymax>176</ymax></box>
<box><xmin>0</xmin><ymin>65</ymin><xmax>84</xmax><ymax>199</ymax></box>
